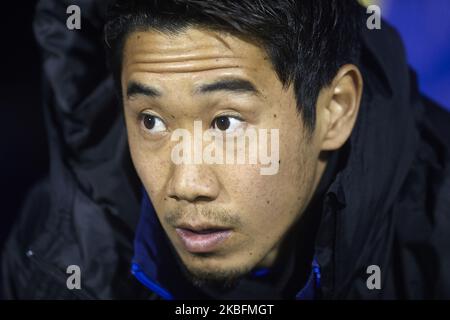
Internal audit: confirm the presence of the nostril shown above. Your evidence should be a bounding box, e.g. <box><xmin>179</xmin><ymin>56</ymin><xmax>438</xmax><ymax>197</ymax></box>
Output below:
<box><xmin>168</xmin><ymin>194</ymin><xmax>180</xmax><ymax>201</ymax></box>
<box><xmin>193</xmin><ymin>195</ymin><xmax>214</xmax><ymax>203</ymax></box>
<box><xmin>167</xmin><ymin>194</ymin><xmax>213</xmax><ymax>203</ymax></box>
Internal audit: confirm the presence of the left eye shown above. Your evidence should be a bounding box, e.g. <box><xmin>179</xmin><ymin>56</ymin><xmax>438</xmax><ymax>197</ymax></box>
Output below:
<box><xmin>211</xmin><ymin>116</ymin><xmax>245</xmax><ymax>132</ymax></box>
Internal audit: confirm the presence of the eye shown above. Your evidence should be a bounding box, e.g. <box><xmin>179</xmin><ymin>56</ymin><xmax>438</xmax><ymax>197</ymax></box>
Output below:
<box><xmin>211</xmin><ymin>115</ymin><xmax>245</xmax><ymax>132</ymax></box>
<box><xmin>140</xmin><ymin>113</ymin><xmax>167</xmax><ymax>134</ymax></box>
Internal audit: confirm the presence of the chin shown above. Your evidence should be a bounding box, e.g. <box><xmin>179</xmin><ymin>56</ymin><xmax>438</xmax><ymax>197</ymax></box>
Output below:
<box><xmin>180</xmin><ymin>254</ymin><xmax>254</xmax><ymax>289</ymax></box>
<box><xmin>184</xmin><ymin>264</ymin><xmax>249</xmax><ymax>289</ymax></box>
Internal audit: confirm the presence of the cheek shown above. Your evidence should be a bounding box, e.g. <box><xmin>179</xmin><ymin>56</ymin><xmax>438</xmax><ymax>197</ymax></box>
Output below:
<box><xmin>126</xmin><ymin>128</ymin><xmax>171</xmax><ymax>200</ymax></box>
<box><xmin>217</xmin><ymin>128</ymin><xmax>314</xmax><ymax>247</ymax></box>
<box><xmin>219</xmin><ymin>157</ymin><xmax>307</xmax><ymax>240</ymax></box>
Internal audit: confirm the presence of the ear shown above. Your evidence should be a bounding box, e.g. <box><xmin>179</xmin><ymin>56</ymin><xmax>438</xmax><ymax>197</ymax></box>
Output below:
<box><xmin>318</xmin><ymin>64</ymin><xmax>363</xmax><ymax>151</ymax></box>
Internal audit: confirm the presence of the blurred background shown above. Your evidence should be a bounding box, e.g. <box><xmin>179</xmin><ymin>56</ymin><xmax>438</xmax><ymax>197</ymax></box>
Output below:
<box><xmin>365</xmin><ymin>0</ymin><xmax>450</xmax><ymax>109</ymax></box>
<box><xmin>1</xmin><ymin>0</ymin><xmax>449</xmax><ymax>248</ymax></box>
<box><xmin>1</xmin><ymin>1</ymin><xmax>47</xmax><ymax>247</ymax></box>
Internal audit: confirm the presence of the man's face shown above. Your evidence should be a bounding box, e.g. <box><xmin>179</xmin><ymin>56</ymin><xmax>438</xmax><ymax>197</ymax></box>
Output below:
<box><xmin>121</xmin><ymin>27</ymin><xmax>325</xmax><ymax>284</ymax></box>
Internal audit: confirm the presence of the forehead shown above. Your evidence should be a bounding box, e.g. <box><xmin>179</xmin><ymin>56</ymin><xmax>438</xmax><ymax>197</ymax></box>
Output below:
<box><xmin>121</xmin><ymin>27</ymin><xmax>277</xmax><ymax>88</ymax></box>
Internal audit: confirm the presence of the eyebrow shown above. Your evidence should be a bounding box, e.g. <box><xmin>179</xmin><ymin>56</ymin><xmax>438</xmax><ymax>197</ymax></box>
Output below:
<box><xmin>126</xmin><ymin>82</ymin><xmax>161</xmax><ymax>99</ymax></box>
<box><xmin>196</xmin><ymin>78</ymin><xmax>260</xmax><ymax>96</ymax></box>
<box><xmin>126</xmin><ymin>77</ymin><xmax>260</xmax><ymax>100</ymax></box>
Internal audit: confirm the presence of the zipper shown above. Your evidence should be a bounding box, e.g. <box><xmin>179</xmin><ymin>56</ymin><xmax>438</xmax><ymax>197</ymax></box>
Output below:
<box><xmin>26</xmin><ymin>249</ymin><xmax>95</xmax><ymax>300</ymax></box>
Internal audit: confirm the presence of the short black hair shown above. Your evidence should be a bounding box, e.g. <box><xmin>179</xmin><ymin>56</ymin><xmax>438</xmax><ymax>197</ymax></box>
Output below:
<box><xmin>104</xmin><ymin>0</ymin><xmax>363</xmax><ymax>131</ymax></box>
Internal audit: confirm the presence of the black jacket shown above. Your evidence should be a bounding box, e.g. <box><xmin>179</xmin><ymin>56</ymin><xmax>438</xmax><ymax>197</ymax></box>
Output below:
<box><xmin>1</xmin><ymin>0</ymin><xmax>450</xmax><ymax>299</ymax></box>
<box><xmin>1</xmin><ymin>0</ymin><xmax>148</xmax><ymax>300</ymax></box>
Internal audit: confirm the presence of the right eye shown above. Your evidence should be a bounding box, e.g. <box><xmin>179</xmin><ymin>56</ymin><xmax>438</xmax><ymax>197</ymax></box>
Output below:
<box><xmin>140</xmin><ymin>113</ymin><xmax>167</xmax><ymax>134</ymax></box>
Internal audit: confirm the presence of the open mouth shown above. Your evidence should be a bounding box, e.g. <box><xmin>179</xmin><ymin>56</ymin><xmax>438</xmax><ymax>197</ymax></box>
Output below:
<box><xmin>175</xmin><ymin>226</ymin><xmax>232</xmax><ymax>253</ymax></box>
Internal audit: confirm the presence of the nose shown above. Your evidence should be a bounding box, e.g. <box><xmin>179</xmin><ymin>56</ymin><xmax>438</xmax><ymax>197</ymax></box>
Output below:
<box><xmin>167</xmin><ymin>164</ymin><xmax>220</xmax><ymax>203</ymax></box>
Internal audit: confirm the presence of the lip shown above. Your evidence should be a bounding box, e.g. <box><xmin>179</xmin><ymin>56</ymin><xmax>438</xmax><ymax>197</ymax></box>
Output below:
<box><xmin>175</xmin><ymin>226</ymin><xmax>232</xmax><ymax>253</ymax></box>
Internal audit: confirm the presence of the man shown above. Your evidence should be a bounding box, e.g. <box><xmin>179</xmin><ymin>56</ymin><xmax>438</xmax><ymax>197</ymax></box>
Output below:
<box><xmin>103</xmin><ymin>0</ymin><xmax>450</xmax><ymax>299</ymax></box>
<box><xmin>1</xmin><ymin>0</ymin><xmax>449</xmax><ymax>300</ymax></box>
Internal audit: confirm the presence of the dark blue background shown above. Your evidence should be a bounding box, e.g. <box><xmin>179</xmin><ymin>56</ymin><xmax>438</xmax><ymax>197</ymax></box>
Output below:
<box><xmin>384</xmin><ymin>0</ymin><xmax>450</xmax><ymax>110</ymax></box>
